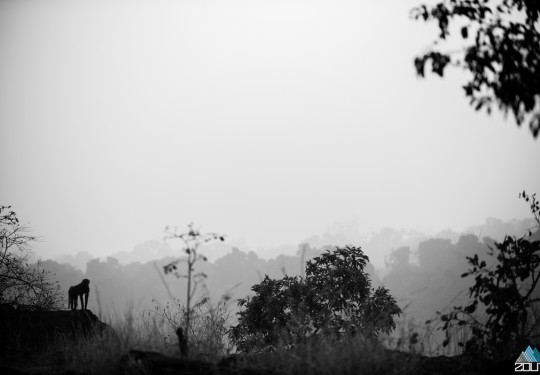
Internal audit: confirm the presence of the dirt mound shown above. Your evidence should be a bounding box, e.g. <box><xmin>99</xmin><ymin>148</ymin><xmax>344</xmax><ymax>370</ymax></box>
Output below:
<box><xmin>0</xmin><ymin>305</ymin><xmax>113</xmax><ymax>358</ymax></box>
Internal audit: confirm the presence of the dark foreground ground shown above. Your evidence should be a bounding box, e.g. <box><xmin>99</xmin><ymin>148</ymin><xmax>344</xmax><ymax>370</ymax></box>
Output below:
<box><xmin>0</xmin><ymin>306</ymin><xmax>517</xmax><ymax>375</ymax></box>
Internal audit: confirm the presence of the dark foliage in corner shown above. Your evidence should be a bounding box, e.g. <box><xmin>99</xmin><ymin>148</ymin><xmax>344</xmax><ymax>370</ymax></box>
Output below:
<box><xmin>434</xmin><ymin>191</ymin><xmax>540</xmax><ymax>359</ymax></box>
<box><xmin>0</xmin><ymin>205</ymin><xmax>62</xmax><ymax>310</ymax></box>
<box><xmin>412</xmin><ymin>0</ymin><xmax>540</xmax><ymax>138</ymax></box>
<box><xmin>230</xmin><ymin>245</ymin><xmax>402</xmax><ymax>352</ymax></box>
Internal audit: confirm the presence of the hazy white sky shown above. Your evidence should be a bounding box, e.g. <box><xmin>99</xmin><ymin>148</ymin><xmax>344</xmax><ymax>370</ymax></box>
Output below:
<box><xmin>1</xmin><ymin>0</ymin><xmax>539</xmax><ymax>261</ymax></box>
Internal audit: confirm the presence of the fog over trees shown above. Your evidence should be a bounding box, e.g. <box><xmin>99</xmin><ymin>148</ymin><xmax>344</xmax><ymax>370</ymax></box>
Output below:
<box><xmin>40</xmin><ymin>217</ymin><xmax>537</xmax><ymax>325</ymax></box>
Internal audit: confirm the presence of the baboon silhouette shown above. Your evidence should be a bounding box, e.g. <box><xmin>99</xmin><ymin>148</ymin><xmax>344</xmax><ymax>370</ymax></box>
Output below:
<box><xmin>68</xmin><ymin>279</ymin><xmax>90</xmax><ymax>311</ymax></box>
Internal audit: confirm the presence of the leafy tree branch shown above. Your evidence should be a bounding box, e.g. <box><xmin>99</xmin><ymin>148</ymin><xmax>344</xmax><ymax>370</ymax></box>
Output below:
<box><xmin>412</xmin><ymin>0</ymin><xmax>540</xmax><ymax>137</ymax></box>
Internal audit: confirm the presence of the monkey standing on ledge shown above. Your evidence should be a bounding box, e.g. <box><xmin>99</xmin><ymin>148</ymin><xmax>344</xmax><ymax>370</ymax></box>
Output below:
<box><xmin>68</xmin><ymin>278</ymin><xmax>90</xmax><ymax>311</ymax></box>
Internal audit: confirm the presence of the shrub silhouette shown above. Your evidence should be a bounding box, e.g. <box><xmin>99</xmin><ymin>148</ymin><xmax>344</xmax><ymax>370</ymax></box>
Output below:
<box><xmin>230</xmin><ymin>245</ymin><xmax>402</xmax><ymax>352</ymax></box>
<box><xmin>435</xmin><ymin>191</ymin><xmax>540</xmax><ymax>359</ymax></box>
<box><xmin>0</xmin><ymin>205</ymin><xmax>62</xmax><ymax>310</ymax></box>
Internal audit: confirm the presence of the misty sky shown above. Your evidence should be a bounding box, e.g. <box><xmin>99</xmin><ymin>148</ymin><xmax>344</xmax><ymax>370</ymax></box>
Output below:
<box><xmin>1</xmin><ymin>0</ymin><xmax>539</xmax><ymax>262</ymax></box>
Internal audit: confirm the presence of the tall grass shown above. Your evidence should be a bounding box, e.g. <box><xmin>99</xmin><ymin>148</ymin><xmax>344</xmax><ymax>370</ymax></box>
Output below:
<box><xmin>383</xmin><ymin>313</ymin><xmax>474</xmax><ymax>357</ymax></box>
<box><xmin>224</xmin><ymin>332</ymin><xmax>430</xmax><ymax>375</ymax></box>
<box><xmin>53</xmin><ymin>308</ymin><xmax>168</xmax><ymax>374</ymax></box>
<box><xmin>46</xmin><ymin>301</ymin><xmax>487</xmax><ymax>375</ymax></box>
<box><xmin>51</xmin><ymin>296</ymin><xmax>232</xmax><ymax>375</ymax></box>
<box><xmin>150</xmin><ymin>295</ymin><xmax>234</xmax><ymax>361</ymax></box>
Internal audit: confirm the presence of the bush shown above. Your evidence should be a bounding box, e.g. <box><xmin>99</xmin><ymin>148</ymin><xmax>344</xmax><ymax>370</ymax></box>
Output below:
<box><xmin>0</xmin><ymin>205</ymin><xmax>62</xmax><ymax>310</ymax></box>
<box><xmin>230</xmin><ymin>245</ymin><xmax>402</xmax><ymax>352</ymax></box>
<box><xmin>436</xmin><ymin>191</ymin><xmax>540</xmax><ymax>359</ymax></box>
